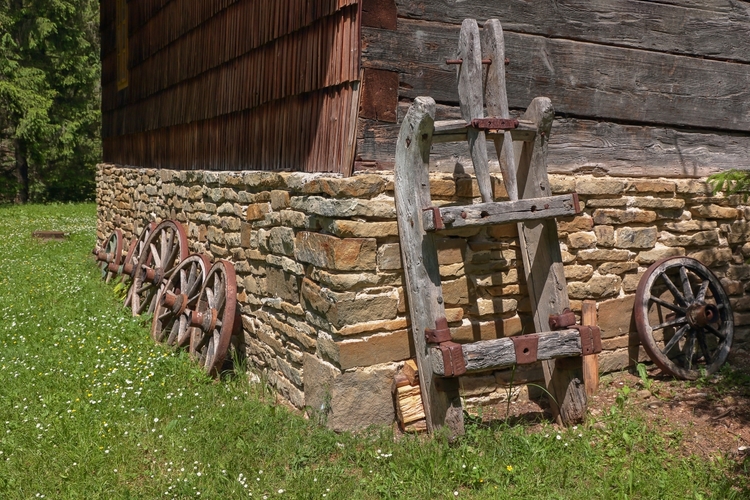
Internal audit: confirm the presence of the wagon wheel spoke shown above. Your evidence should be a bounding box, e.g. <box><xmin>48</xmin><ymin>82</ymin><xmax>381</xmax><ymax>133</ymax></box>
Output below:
<box><xmin>648</xmin><ymin>295</ymin><xmax>686</xmax><ymax>314</ymax></box>
<box><xmin>660</xmin><ymin>273</ymin><xmax>687</xmax><ymax>307</ymax></box>
<box><xmin>652</xmin><ymin>316</ymin><xmax>687</xmax><ymax>331</ymax></box>
<box><xmin>696</xmin><ymin>329</ymin><xmax>713</xmax><ymax>365</ymax></box>
<box><xmin>704</xmin><ymin>323</ymin><xmax>726</xmax><ymax>341</ymax></box>
<box><xmin>150</xmin><ymin>243</ymin><xmax>161</xmax><ymax>268</ymax></box>
<box><xmin>684</xmin><ymin>329</ymin><xmax>697</xmax><ymax>371</ymax></box>
<box><xmin>696</xmin><ymin>280</ymin><xmax>710</xmax><ymax>302</ymax></box>
<box><xmin>679</xmin><ymin>266</ymin><xmax>694</xmax><ymax>303</ymax></box>
<box><xmin>662</xmin><ymin>324</ymin><xmax>689</xmax><ymax>355</ymax></box>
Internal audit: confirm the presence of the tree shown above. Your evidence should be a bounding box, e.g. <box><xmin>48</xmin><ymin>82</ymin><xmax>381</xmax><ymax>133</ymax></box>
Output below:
<box><xmin>0</xmin><ymin>0</ymin><xmax>100</xmax><ymax>203</ymax></box>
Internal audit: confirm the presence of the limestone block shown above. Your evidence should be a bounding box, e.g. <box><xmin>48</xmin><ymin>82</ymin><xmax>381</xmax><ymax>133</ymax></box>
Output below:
<box><xmin>295</xmin><ymin>232</ymin><xmax>377</xmax><ymax>271</ymax></box>
<box><xmin>459</xmin><ymin>374</ymin><xmax>497</xmax><ymax>397</ymax></box>
<box><xmin>377</xmin><ymin>243</ymin><xmax>402</xmax><ymax>270</ymax></box>
<box><xmin>335</xmin><ymin>318</ymin><xmax>409</xmax><ymax>336</ymax></box>
<box><xmin>488</xmin><ymin>223</ymin><xmax>518</xmax><ymax>238</ymax></box>
<box><xmin>575</xmin><ymin>178</ymin><xmax>625</xmax><ymax>196</ymax></box>
<box><xmin>328</xmin><ymin>220</ymin><xmax>399</xmax><ymax>238</ymax></box>
<box><xmin>615</xmin><ymin>227</ymin><xmax>657</xmax><ymax>249</ymax></box>
<box><xmin>221</xmin><ymin>216</ymin><xmax>241</xmax><ymax>232</ymax></box>
<box><xmin>301</xmin><ymin>175</ymin><xmax>388</xmax><ymax>198</ymax></box>
<box><xmin>430</xmin><ymin>178</ymin><xmax>456</xmax><ymax>198</ymax></box>
<box><xmin>225</xmin><ymin>232</ymin><xmax>242</xmax><ymax>247</ymax></box>
<box><xmin>270</xmin><ymin>190</ymin><xmax>291</xmax><ymax>210</ymax></box>
<box><xmin>597</xmin><ymin>295</ymin><xmax>635</xmax><ymax>339</ymax></box>
<box><xmin>593</xmin><ymin>225</ymin><xmax>615</xmax><ymax>247</ymax></box>
<box><xmin>727</xmin><ymin>265</ymin><xmax>750</xmax><ymax>281</ymax></box>
<box><xmin>567</xmin><ymin>275</ymin><xmax>622</xmax><ymax>299</ymax></box>
<box><xmin>268</xmin><ymin>226</ymin><xmax>296</xmax><ymax>256</ymax></box>
<box><xmin>442</xmin><ymin>277</ymin><xmax>470</xmax><ymax>306</ymax></box>
<box><xmin>267</xmin><ymin>371</ymin><xmax>305</xmax><ymax>408</ymax></box>
<box><xmin>473</xmin><ymin>268</ymin><xmax>519</xmax><ymax>287</ymax></box>
<box><xmin>731</xmin><ymin>296</ymin><xmax>750</xmax><ymax>311</ymax></box>
<box><xmin>241</xmin><ymin>171</ymin><xmax>285</xmax><ymax>190</ymax></box>
<box><xmin>246</xmin><ymin>202</ymin><xmax>271</xmax><ymax>221</ymax></box>
<box><xmin>310</xmin><ymin>269</ymin><xmax>391</xmax><ymax>291</ymax></box>
<box><xmin>557</xmin><ymin>215</ymin><xmax>594</xmax><ymax>233</ymax></box>
<box><xmin>548</xmin><ymin>174</ymin><xmax>575</xmax><ymax>194</ymax></box>
<box><xmin>280</xmin><ymin>210</ymin><xmax>307</xmax><ymax>228</ymax></box>
<box><xmin>598</xmin><ymin>262</ymin><xmax>639</xmax><ymax>275</ymax></box>
<box><xmin>451</xmin><ymin>316</ymin><xmax>523</xmax><ymax>342</ymax></box>
<box><xmin>576</xmin><ymin>248</ymin><xmax>630</xmax><ymax>262</ymax></box>
<box><xmin>188</xmin><ymin>185</ymin><xmax>204</xmax><ymax>200</ymax></box>
<box><xmin>626</xmin><ymin>180</ymin><xmax>675</xmax><ymax>194</ymax></box>
<box><xmin>630</xmin><ymin>197</ymin><xmax>684</xmax><ymax>210</ymax></box>
<box><xmin>456</xmin><ymin>175</ymin><xmax>481</xmax><ymax>198</ymax></box>
<box><xmin>661</xmin><ymin>220</ymin><xmax>717</xmax><ymax>233</ymax></box>
<box><xmin>635</xmin><ymin>246</ymin><xmax>685</xmax><ymax>264</ymax></box>
<box><xmin>734</xmin><ymin>312</ymin><xmax>750</xmax><ymax>326</ymax></box>
<box><xmin>328</xmin><ymin>363</ymin><xmax>399</xmax><ymax>432</ymax></box>
<box><xmin>332</xmin><ymin>330</ymin><xmax>413</xmax><ymax>369</ymax></box>
<box><xmin>291</xmin><ymin>196</ymin><xmax>396</xmax><ymax>219</ymax></box>
<box><xmin>568</xmin><ymin>231</ymin><xmax>597</xmax><ymax>249</ymax></box>
<box><xmin>688</xmin><ymin>248</ymin><xmax>733</xmax><ymax>267</ymax></box>
<box><xmin>689</xmin><ymin>204</ymin><xmax>738</xmax><ymax>220</ymax></box>
<box><xmin>675</xmin><ymin>179</ymin><xmax>711</xmax><ymax>195</ymax></box>
<box><xmin>564</xmin><ymin>264</ymin><xmax>595</xmax><ymax>281</ymax></box>
<box><xmin>659</xmin><ymin>230</ymin><xmax>719</xmax><ymax>247</ymax></box>
<box><xmin>492</xmin><ymin>176</ymin><xmax>509</xmax><ymax>199</ymax></box>
<box><xmin>728</xmin><ymin>221</ymin><xmax>750</xmax><ymax>244</ymax></box>
<box><xmin>585</xmin><ymin>198</ymin><xmax>627</xmax><ymax>208</ymax></box>
<box><xmin>475</xmin><ymin>297</ymin><xmax>518</xmax><ymax>316</ymax></box>
<box><xmin>206</xmin><ymin>226</ymin><xmax>225</xmax><ymax>245</ymax></box>
<box><xmin>266</xmin><ymin>254</ymin><xmax>305</xmax><ymax>275</ymax></box>
<box><xmin>266</xmin><ymin>267</ymin><xmax>300</xmax><ymax>303</ymax></box>
<box><xmin>593</xmin><ymin>209</ymin><xmax>657</xmax><ymax>225</ymax></box>
<box><xmin>721</xmin><ymin>278</ymin><xmax>744</xmax><ymax>296</ymax></box>
<box><xmin>598</xmin><ymin>347</ymin><xmax>649</xmax><ymax>373</ymax></box>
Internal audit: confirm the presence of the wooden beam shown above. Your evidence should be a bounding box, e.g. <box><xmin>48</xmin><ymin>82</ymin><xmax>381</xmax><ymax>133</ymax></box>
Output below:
<box><xmin>431</xmin><ymin>119</ymin><xmax>537</xmax><ymax>143</ymax></box>
<box><xmin>431</xmin><ymin>329</ymin><xmax>583</xmax><ymax>375</ymax></box>
<box><xmin>581</xmin><ymin>300</ymin><xmax>599</xmax><ymax>397</ymax></box>
<box><xmin>422</xmin><ymin>194</ymin><xmax>580</xmax><ymax>232</ymax></box>
<box><xmin>393</xmin><ymin>96</ymin><xmax>464</xmax><ymax>436</ymax></box>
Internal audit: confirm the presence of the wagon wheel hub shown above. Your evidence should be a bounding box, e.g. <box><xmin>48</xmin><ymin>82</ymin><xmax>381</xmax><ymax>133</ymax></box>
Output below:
<box><xmin>685</xmin><ymin>301</ymin><xmax>719</xmax><ymax>328</ymax></box>
<box><xmin>190</xmin><ymin>308</ymin><xmax>219</xmax><ymax>332</ymax></box>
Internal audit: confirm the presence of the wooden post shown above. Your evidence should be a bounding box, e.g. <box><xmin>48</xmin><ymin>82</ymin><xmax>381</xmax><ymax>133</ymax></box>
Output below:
<box><xmin>514</xmin><ymin>97</ymin><xmax>587</xmax><ymax>426</ymax></box>
<box><xmin>393</xmin><ymin>96</ymin><xmax>464</xmax><ymax>436</ymax></box>
<box><xmin>581</xmin><ymin>300</ymin><xmax>600</xmax><ymax>397</ymax></box>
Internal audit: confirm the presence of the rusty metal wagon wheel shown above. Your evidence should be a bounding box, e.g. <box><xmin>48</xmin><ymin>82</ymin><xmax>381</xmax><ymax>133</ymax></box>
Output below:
<box><xmin>93</xmin><ymin>229</ymin><xmax>124</xmax><ymax>283</ymax></box>
<box><xmin>123</xmin><ymin>222</ymin><xmax>158</xmax><ymax>309</ymax></box>
<box><xmin>189</xmin><ymin>260</ymin><xmax>239</xmax><ymax>377</ymax></box>
<box><xmin>634</xmin><ymin>256</ymin><xmax>733</xmax><ymax>380</ymax></box>
<box><xmin>151</xmin><ymin>254</ymin><xmax>211</xmax><ymax>348</ymax></box>
<box><xmin>131</xmin><ymin>220</ymin><xmax>189</xmax><ymax>316</ymax></box>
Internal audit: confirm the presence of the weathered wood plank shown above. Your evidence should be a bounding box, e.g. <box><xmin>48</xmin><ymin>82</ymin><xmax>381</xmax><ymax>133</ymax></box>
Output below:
<box><xmin>361</xmin><ymin>20</ymin><xmax>750</xmax><ymax>132</ymax></box>
<box><xmin>581</xmin><ymin>300</ymin><xmax>600</xmax><ymax>397</ymax></box>
<box><xmin>431</xmin><ymin>119</ymin><xmax>536</xmax><ymax>144</ymax></box>
<box><xmin>482</xmin><ymin>19</ymin><xmax>518</xmax><ymax>200</ymax></box>
<box><xmin>396</xmin><ymin>0</ymin><xmax>750</xmax><ymax>64</ymax></box>
<box><xmin>393</xmin><ymin>96</ymin><xmax>464</xmax><ymax>436</ymax></box>
<box><xmin>422</xmin><ymin>194</ymin><xmax>580</xmax><ymax>232</ymax></box>
<box><xmin>356</xmin><ymin>108</ymin><xmax>750</xmax><ymax>177</ymax></box>
<box><xmin>431</xmin><ymin>329</ymin><xmax>583</xmax><ymax>375</ymax></box>
<box><xmin>457</xmin><ymin>19</ymin><xmax>492</xmax><ymax>203</ymax></box>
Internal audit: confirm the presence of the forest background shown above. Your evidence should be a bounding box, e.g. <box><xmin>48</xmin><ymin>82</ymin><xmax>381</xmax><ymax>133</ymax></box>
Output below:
<box><xmin>0</xmin><ymin>0</ymin><xmax>100</xmax><ymax>203</ymax></box>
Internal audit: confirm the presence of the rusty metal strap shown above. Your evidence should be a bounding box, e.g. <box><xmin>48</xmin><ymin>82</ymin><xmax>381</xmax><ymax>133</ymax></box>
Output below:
<box><xmin>425</xmin><ymin>317</ymin><xmax>452</xmax><ymax>344</ymax></box>
<box><xmin>511</xmin><ymin>334</ymin><xmax>540</xmax><ymax>364</ymax></box>
<box><xmin>471</xmin><ymin>117</ymin><xmax>519</xmax><ymax>131</ymax></box>
<box><xmin>549</xmin><ymin>308</ymin><xmax>576</xmax><ymax>330</ymax></box>
<box><xmin>572</xmin><ymin>325</ymin><xmax>602</xmax><ymax>355</ymax></box>
<box><xmin>438</xmin><ymin>341</ymin><xmax>466</xmax><ymax>377</ymax></box>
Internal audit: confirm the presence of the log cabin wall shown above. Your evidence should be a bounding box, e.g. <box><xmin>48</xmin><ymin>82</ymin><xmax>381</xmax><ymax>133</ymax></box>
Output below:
<box><xmin>357</xmin><ymin>0</ymin><xmax>750</xmax><ymax>177</ymax></box>
<box><xmin>100</xmin><ymin>0</ymin><xmax>361</xmax><ymax>174</ymax></box>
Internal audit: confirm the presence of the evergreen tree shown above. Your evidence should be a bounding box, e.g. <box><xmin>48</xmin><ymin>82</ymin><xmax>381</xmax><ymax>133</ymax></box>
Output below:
<box><xmin>0</xmin><ymin>0</ymin><xmax>100</xmax><ymax>203</ymax></box>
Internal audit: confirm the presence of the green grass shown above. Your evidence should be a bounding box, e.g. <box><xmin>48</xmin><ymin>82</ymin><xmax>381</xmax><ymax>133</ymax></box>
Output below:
<box><xmin>0</xmin><ymin>203</ymin><xmax>747</xmax><ymax>499</ymax></box>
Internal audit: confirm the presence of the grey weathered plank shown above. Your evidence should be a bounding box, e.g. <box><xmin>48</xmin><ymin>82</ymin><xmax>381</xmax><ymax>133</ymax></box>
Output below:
<box><xmin>457</xmin><ymin>19</ymin><xmax>492</xmax><ymax>203</ymax></box>
<box><xmin>393</xmin><ymin>96</ymin><xmax>464</xmax><ymax>436</ymax></box>
<box><xmin>357</xmin><ymin>110</ymin><xmax>750</xmax><ymax>177</ymax></box>
<box><xmin>432</xmin><ymin>119</ymin><xmax>536</xmax><ymax>144</ymax></box>
<box><xmin>361</xmin><ymin>20</ymin><xmax>750</xmax><ymax>132</ymax></box>
<box><xmin>481</xmin><ymin>19</ymin><xmax>518</xmax><ymax>200</ymax></box>
<box><xmin>396</xmin><ymin>0</ymin><xmax>750</xmax><ymax>64</ymax></box>
<box><xmin>430</xmin><ymin>329</ymin><xmax>583</xmax><ymax>376</ymax></box>
<box><xmin>422</xmin><ymin>194</ymin><xmax>580</xmax><ymax>231</ymax></box>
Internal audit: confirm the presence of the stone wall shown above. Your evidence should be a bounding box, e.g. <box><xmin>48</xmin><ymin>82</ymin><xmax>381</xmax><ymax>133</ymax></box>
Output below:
<box><xmin>96</xmin><ymin>164</ymin><xmax>750</xmax><ymax>430</ymax></box>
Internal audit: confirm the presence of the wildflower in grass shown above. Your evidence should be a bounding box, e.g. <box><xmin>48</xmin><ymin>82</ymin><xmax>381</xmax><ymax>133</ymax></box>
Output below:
<box><xmin>506</xmin><ymin>465</ymin><xmax>513</xmax><ymax>472</ymax></box>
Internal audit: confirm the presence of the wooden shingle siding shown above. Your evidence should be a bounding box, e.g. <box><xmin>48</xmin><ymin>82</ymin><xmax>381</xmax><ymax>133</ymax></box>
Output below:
<box><xmin>102</xmin><ymin>0</ymin><xmax>361</xmax><ymax>174</ymax></box>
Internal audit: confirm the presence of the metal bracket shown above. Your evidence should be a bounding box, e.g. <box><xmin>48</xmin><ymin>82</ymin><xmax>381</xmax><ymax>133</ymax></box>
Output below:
<box><xmin>510</xmin><ymin>334</ymin><xmax>539</xmax><ymax>364</ymax></box>
<box><xmin>425</xmin><ymin>317</ymin><xmax>452</xmax><ymax>343</ymax></box>
<box><xmin>549</xmin><ymin>308</ymin><xmax>577</xmax><ymax>330</ymax></box>
<box><xmin>422</xmin><ymin>206</ymin><xmax>444</xmax><ymax>231</ymax></box>
<box><xmin>437</xmin><ymin>341</ymin><xmax>467</xmax><ymax>377</ymax></box>
<box><xmin>572</xmin><ymin>325</ymin><xmax>602</xmax><ymax>355</ymax></box>
<box><xmin>471</xmin><ymin>117</ymin><xmax>519</xmax><ymax>131</ymax></box>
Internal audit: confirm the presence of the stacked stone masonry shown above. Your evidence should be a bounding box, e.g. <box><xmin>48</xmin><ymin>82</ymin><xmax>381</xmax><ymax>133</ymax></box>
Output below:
<box><xmin>96</xmin><ymin>164</ymin><xmax>750</xmax><ymax>431</ymax></box>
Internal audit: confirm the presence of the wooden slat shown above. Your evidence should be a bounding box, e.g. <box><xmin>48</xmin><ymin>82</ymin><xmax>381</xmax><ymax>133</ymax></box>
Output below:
<box><xmin>422</xmin><ymin>194</ymin><xmax>580</xmax><ymax>231</ymax></box>
<box><xmin>457</xmin><ymin>19</ymin><xmax>492</xmax><ymax>203</ymax></box>
<box><xmin>581</xmin><ymin>299</ymin><xmax>599</xmax><ymax>397</ymax></box>
<box><xmin>432</xmin><ymin>119</ymin><xmax>536</xmax><ymax>143</ymax></box>
<box><xmin>396</xmin><ymin>0</ymin><xmax>750</xmax><ymax>64</ymax></box>
<box><xmin>361</xmin><ymin>19</ymin><xmax>750</xmax><ymax>132</ymax></box>
<box><xmin>431</xmin><ymin>329</ymin><xmax>582</xmax><ymax>375</ymax></box>
<box><xmin>393</xmin><ymin>96</ymin><xmax>464</xmax><ymax>436</ymax></box>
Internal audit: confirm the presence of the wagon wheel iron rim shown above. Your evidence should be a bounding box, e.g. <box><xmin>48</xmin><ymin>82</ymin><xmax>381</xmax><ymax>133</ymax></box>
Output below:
<box><xmin>151</xmin><ymin>254</ymin><xmax>211</xmax><ymax>348</ymax></box>
<box><xmin>131</xmin><ymin>220</ymin><xmax>189</xmax><ymax>316</ymax></box>
<box><xmin>634</xmin><ymin>256</ymin><xmax>733</xmax><ymax>380</ymax></box>
<box><xmin>188</xmin><ymin>260</ymin><xmax>238</xmax><ymax>377</ymax></box>
<box><xmin>123</xmin><ymin>222</ymin><xmax>157</xmax><ymax>309</ymax></box>
<box><xmin>96</xmin><ymin>229</ymin><xmax>124</xmax><ymax>283</ymax></box>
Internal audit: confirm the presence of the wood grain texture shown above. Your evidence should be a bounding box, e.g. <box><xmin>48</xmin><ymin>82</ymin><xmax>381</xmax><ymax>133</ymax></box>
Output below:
<box><xmin>431</xmin><ymin>329</ymin><xmax>583</xmax><ymax>375</ymax></box>
<box><xmin>356</xmin><ymin>104</ymin><xmax>750</xmax><ymax>177</ymax></box>
<box><xmin>396</xmin><ymin>0</ymin><xmax>750</xmax><ymax>64</ymax></box>
<box><xmin>581</xmin><ymin>300</ymin><xmax>599</xmax><ymax>397</ymax></box>
<box><xmin>393</xmin><ymin>96</ymin><xmax>464</xmax><ymax>436</ymax></box>
<box><xmin>361</xmin><ymin>19</ymin><xmax>750</xmax><ymax>132</ymax></box>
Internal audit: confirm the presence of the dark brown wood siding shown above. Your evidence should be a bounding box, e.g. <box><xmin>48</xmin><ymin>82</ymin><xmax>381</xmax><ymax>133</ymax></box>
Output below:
<box><xmin>357</xmin><ymin>0</ymin><xmax>750</xmax><ymax>177</ymax></box>
<box><xmin>101</xmin><ymin>0</ymin><xmax>361</xmax><ymax>174</ymax></box>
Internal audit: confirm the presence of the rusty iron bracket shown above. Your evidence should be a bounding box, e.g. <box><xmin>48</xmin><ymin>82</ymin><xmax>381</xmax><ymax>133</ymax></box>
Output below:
<box><xmin>549</xmin><ymin>308</ymin><xmax>577</xmax><ymax>330</ymax></box>
<box><xmin>437</xmin><ymin>341</ymin><xmax>467</xmax><ymax>377</ymax></box>
<box><xmin>422</xmin><ymin>206</ymin><xmax>444</xmax><ymax>231</ymax></box>
<box><xmin>572</xmin><ymin>325</ymin><xmax>602</xmax><ymax>355</ymax></box>
<box><xmin>471</xmin><ymin>117</ymin><xmax>519</xmax><ymax>131</ymax></box>
<box><xmin>511</xmin><ymin>334</ymin><xmax>540</xmax><ymax>364</ymax></box>
<box><xmin>425</xmin><ymin>317</ymin><xmax>452</xmax><ymax>344</ymax></box>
